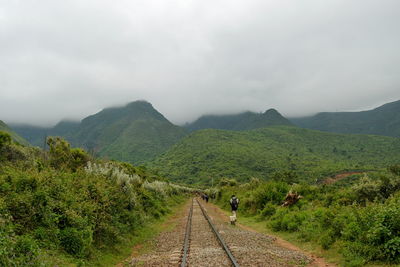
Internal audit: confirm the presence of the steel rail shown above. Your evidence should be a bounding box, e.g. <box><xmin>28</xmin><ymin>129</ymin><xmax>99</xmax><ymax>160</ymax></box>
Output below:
<box><xmin>196</xmin><ymin>198</ymin><xmax>240</xmax><ymax>267</ymax></box>
<box><xmin>180</xmin><ymin>198</ymin><xmax>193</xmax><ymax>267</ymax></box>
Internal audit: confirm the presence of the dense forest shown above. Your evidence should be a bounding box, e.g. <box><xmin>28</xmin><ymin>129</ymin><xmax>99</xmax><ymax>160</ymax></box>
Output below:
<box><xmin>151</xmin><ymin>126</ymin><xmax>400</xmax><ymax>185</ymax></box>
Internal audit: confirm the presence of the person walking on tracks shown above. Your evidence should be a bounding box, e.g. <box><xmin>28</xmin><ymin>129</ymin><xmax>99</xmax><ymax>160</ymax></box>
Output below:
<box><xmin>229</xmin><ymin>195</ymin><xmax>239</xmax><ymax>224</ymax></box>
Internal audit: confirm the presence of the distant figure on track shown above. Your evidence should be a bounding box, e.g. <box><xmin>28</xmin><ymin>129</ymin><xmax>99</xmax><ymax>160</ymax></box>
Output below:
<box><xmin>230</xmin><ymin>195</ymin><xmax>239</xmax><ymax>224</ymax></box>
<box><xmin>204</xmin><ymin>194</ymin><xmax>209</xmax><ymax>203</ymax></box>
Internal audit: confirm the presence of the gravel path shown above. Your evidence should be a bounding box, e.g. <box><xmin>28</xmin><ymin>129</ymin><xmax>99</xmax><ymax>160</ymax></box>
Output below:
<box><xmin>126</xmin><ymin>198</ymin><xmax>313</xmax><ymax>266</ymax></box>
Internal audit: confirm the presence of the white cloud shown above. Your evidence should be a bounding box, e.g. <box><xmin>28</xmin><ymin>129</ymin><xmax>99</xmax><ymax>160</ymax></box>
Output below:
<box><xmin>1</xmin><ymin>0</ymin><xmax>399</xmax><ymax>126</ymax></box>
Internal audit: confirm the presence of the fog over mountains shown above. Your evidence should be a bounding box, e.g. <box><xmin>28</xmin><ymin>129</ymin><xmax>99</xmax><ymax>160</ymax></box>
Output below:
<box><xmin>1</xmin><ymin>1</ymin><xmax>400</xmax><ymax>126</ymax></box>
<box><xmin>6</xmin><ymin>99</ymin><xmax>400</xmax><ymax>165</ymax></box>
<box><xmin>291</xmin><ymin>99</ymin><xmax>400</xmax><ymax>137</ymax></box>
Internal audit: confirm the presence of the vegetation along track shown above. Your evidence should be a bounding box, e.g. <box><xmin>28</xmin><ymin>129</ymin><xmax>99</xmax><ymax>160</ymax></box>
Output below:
<box><xmin>180</xmin><ymin>198</ymin><xmax>240</xmax><ymax>267</ymax></box>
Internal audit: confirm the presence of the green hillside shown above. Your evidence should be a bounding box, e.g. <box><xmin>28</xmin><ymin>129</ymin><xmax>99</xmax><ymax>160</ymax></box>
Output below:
<box><xmin>52</xmin><ymin>120</ymin><xmax>80</xmax><ymax>136</ymax></box>
<box><xmin>11</xmin><ymin>120</ymin><xmax>79</xmax><ymax>147</ymax></box>
<box><xmin>150</xmin><ymin>126</ymin><xmax>400</xmax><ymax>185</ymax></box>
<box><xmin>291</xmin><ymin>99</ymin><xmax>400</xmax><ymax>137</ymax></box>
<box><xmin>11</xmin><ymin>101</ymin><xmax>187</xmax><ymax>164</ymax></box>
<box><xmin>10</xmin><ymin>124</ymin><xmax>47</xmax><ymax>147</ymax></box>
<box><xmin>70</xmin><ymin>101</ymin><xmax>187</xmax><ymax>164</ymax></box>
<box><xmin>0</xmin><ymin>120</ymin><xmax>29</xmax><ymax>145</ymax></box>
<box><xmin>185</xmin><ymin>109</ymin><xmax>292</xmax><ymax>132</ymax></box>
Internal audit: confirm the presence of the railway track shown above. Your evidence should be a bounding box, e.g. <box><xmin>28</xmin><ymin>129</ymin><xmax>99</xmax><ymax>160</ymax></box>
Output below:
<box><xmin>126</xmin><ymin>197</ymin><xmax>312</xmax><ymax>266</ymax></box>
<box><xmin>180</xmin><ymin>198</ymin><xmax>240</xmax><ymax>267</ymax></box>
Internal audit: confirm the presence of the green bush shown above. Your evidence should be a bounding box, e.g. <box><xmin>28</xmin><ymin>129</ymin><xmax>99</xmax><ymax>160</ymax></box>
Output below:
<box><xmin>14</xmin><ymin>235</ymin><xmax>40</xmax><ymax>263</ymax></box>
<box><xmin>60</xmin><ymin>227</ymin><xmax>93</xmax><ymax>257</ymax></box>
<box><xmin>259</xmin><ymin>203</ymin><xmax>276</xmax><ymax>218</ymax></box>
<box><xmin>219</xmin><ymin>178</ymin><xmax>238</xmax><ymax>187</ymax></box>
<box><xmin>244</xmin><ymin>182</ymin><xmax>289</xmax><ymax>214</ymax></box>
<box><xmin>389</xmin><ymin>164</ymin><xmax>400</xmax><ymax>176</ymax></box>
<box><xmin>47</xmin><ymin>137</ymin><xmax>90</xmax><ymax>171</ymax></box>
<box><xmin>0</xmin><ymin>216</ymin><xmax>40</xmax><ymax>266</ymax></box>
<box><xmin>319</xmin><ymin>230</ymin><xmax>335</xmax><ymax>249</ymax></box>
<box><xmin>70</xmin><ymin>148</ymin><xmax>90</xmax><ymax>171</ymax></box>
<box><xmin>268</xmin><ymin>208</ymin><xmax>289</xmax><ymax>231</ymax></box>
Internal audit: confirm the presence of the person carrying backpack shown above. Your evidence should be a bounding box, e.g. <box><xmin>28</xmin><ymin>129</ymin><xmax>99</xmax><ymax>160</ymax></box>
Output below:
<box><xmin>230</xmin><ymin>195</ymin><xmax>239</xmax><ymax>222</ymax></box>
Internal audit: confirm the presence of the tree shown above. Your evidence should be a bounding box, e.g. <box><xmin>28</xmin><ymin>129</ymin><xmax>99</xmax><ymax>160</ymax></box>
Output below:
<box><xmin>272</xmin><ymin>170</ymin><xmax>299</xmax><ymax>184</ymax></box>
<box><xmin>389</xmin><ymin>165</ymin><xmax>400</xmax><ymax>176</ymax></box>
<box><xmin>47</xmin><ymin>137</ymin><xmax>89</xmax><ymax>171</ymax></box>
<box><xmin>0</xmin><ymin>131</ymin><xmax>12</xmax><ymax>160</ymax></box>
<box><xmin>0</xmin><ymin>131</ymin><xmax>12</xmax><ymax>149</ymax></box>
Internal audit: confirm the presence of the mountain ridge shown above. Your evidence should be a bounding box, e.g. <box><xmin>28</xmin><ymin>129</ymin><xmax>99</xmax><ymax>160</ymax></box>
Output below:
<box><xmin>185</xmin><ymin>108</ymin><xmax>292</xmax><ymax>132</ymax></box>
<box><xmin>290</xmin><ymin>100</ymin><xmax>400</xmax><ymax>137</ymax></box>
<box><xmin>9</xmin><ymin>99</ymin><xmax>400</xmax><ymax>166</ymax></box>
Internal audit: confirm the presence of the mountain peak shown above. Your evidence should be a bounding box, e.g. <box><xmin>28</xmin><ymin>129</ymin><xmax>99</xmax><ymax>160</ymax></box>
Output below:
<box><xmin>72</xmin><ymin>100</ymin><xmax>186</xmax><ymax>164</ymax></box>
<box><xmin>85</xmin><ymin>100</ymin><xmax>167</xmax><ymax>125</ymax></box>
<box><xmin>126</xmin><ymin>100</ymin><xmax>153</xmax><ymax>108</ymax></box>
<box><xmin>264</xmin><ymin>108</ymin><xmax>279</xmax><ymax>115</ymax></box>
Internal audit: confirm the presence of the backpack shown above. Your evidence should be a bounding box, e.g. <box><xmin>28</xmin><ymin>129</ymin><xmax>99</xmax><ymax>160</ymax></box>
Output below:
<box><xmin>231</xmin><ymin>198</ymin><xmax>238</xmax><ymax>209</ymax></box>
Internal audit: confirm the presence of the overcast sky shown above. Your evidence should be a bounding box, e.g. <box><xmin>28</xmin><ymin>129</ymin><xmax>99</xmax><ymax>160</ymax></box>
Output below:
<box><xmin>1</xmin><ymin>0</ymin><xmax>399</xmax><ymax>126</ymax></box>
